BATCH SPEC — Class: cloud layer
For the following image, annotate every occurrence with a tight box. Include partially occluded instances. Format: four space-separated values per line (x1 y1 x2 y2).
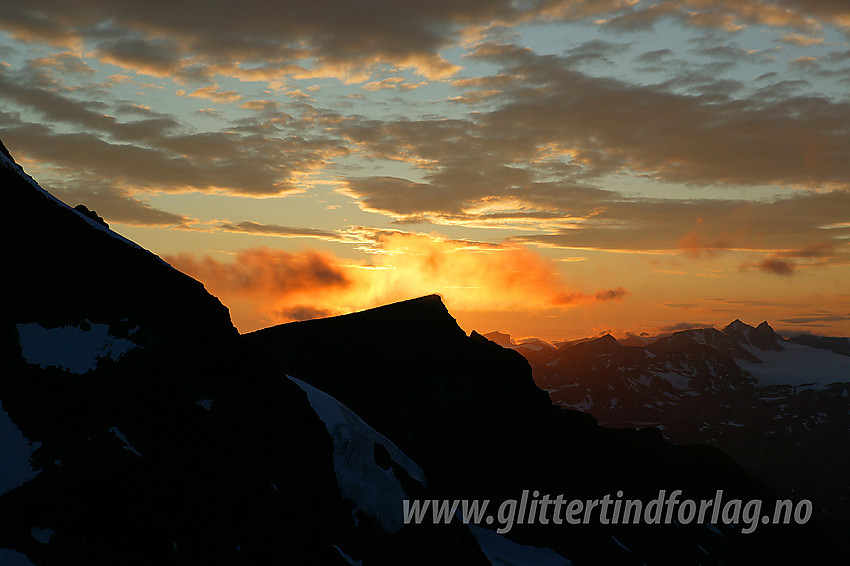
2 0 849 337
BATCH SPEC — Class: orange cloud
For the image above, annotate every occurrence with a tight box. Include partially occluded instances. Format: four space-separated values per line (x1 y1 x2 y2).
166 234 628 332
176 84 242 104
165 247 350 300
678 219 732 258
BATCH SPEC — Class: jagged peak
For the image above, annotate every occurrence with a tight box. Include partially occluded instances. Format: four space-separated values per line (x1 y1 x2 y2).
724 319 753 331
722 318 784 351
578 333 619 349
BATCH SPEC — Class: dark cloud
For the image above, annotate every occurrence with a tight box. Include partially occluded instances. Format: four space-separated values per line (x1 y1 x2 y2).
634 48 673 63
737 241 849 276
753 257 796 276
600 1 821 33
94 37 182 77
49 182 189 226
335 45 850 257
594 287 629 301
274 305 335 322
219 221 342 241
660 322 713 331
561 39 632 66
0 0 630 81
0 67 116 132
552 287 628 306
780 314 850 324
476 48 850 187
774 242 836 259
694 44 774 64
0 72 347 197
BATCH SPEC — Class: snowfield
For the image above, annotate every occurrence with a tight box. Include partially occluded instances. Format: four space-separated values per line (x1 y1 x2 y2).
0 401 41 496
288 376 425 533
738 342 850 388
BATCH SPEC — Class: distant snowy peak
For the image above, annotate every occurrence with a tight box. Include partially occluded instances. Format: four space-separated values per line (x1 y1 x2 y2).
722 320 784 352
651 327 762 363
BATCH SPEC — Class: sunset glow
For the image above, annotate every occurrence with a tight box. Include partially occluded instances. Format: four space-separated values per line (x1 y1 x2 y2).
2 1 849 340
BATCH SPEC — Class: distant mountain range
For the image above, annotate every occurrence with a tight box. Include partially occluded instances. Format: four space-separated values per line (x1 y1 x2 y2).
1 137 844 564
499 321 850 555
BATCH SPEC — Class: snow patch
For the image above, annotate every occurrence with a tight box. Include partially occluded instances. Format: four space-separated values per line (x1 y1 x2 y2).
0 400 41 495
467 524 571 566
655 372 691 391
16 322 138 375
30 527 55 545
109 427 143 458
333 545 363 565
0 548 37 566
689 331 707 345
288 376 425 533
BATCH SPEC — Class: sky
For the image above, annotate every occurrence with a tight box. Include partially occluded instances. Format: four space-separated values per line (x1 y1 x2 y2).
2 0 849 341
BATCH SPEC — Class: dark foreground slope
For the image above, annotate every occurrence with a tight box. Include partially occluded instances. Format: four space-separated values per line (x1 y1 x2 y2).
0 140 486 565
246 299 840 565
